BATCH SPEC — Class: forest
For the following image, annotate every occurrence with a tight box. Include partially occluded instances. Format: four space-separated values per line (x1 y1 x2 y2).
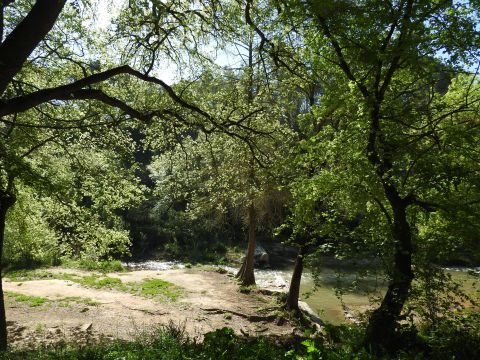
0 0 479 359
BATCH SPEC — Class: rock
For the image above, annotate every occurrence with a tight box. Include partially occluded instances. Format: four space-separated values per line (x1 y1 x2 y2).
254 244 270 268
80 323 92 332
298 301 325 327
292 327 303 337
241 244 270 267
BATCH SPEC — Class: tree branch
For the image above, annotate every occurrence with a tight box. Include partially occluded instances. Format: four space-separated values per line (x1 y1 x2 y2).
0 65 133 116
377 0 414 101
374 197 393 225
20 134 60 159
61 89 150 122
311 6 369 98
0 64 217 126
244 0 309 82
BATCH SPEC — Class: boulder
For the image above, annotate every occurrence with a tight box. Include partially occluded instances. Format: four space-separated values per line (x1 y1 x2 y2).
240 243 270 268
254 244 270 267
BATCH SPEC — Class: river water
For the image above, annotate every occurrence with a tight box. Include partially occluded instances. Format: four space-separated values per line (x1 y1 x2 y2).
125 260 479 324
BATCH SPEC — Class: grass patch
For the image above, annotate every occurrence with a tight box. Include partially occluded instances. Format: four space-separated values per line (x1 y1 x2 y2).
74 275 126 290
5 292 48 307
69 275 182 302
4 270 182 302
3 259 125 283
5 271 127 290
129 278 182 301
68 275 182 302
193 264 229 274
58 296 100 307
5 292 100 308
4 270 57 282
239 284 256 294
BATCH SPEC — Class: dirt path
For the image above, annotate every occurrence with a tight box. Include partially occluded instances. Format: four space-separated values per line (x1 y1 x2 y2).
3 268 298 349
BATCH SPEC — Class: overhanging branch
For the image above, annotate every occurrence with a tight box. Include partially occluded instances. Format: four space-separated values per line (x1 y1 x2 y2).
60 89 150 122
0 65 212 123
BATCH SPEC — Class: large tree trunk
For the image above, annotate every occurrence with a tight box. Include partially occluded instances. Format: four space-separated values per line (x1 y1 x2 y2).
236 204 256 286
365 194 414 352
0 0 66 95
284 248 304 311
0 191 16 351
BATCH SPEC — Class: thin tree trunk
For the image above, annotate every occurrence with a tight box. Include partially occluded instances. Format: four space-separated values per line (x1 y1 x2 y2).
365 195 413 352
284 248 304 311
237 36 256 287
0 191 16 351
236 204 256 286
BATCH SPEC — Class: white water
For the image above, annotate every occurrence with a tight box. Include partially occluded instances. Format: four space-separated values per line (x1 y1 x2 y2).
123 260 186 271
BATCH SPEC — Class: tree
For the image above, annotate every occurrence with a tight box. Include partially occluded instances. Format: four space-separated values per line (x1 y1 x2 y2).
241 0 480 351
148 65 295 285
258 0 480 352
0 0 225 349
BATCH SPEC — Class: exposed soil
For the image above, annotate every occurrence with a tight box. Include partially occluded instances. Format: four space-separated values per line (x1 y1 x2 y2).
3 267 302 350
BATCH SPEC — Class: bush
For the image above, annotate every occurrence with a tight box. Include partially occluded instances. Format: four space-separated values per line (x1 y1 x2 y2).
420 310 480 360
4 188 59 269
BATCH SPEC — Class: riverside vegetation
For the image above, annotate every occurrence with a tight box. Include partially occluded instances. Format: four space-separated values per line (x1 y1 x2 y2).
1 0 480 358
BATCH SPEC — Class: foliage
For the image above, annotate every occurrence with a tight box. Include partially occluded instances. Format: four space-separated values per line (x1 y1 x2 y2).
1 0 480 355
420 310 480 360
146 66 296 259
269 0 480 346
2 321 477 360
406 265 477 326
3 186 59 268
0 325 284 360
284 320 480 360
3 132 146 267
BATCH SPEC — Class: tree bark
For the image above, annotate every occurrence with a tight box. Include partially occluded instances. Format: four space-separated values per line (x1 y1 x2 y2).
284 249 304 311
365 192 414 352
236 204 256 286
0 190 16 351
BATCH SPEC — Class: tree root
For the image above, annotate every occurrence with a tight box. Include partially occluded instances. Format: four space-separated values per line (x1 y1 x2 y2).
122 306 168 316
201 307 277 322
